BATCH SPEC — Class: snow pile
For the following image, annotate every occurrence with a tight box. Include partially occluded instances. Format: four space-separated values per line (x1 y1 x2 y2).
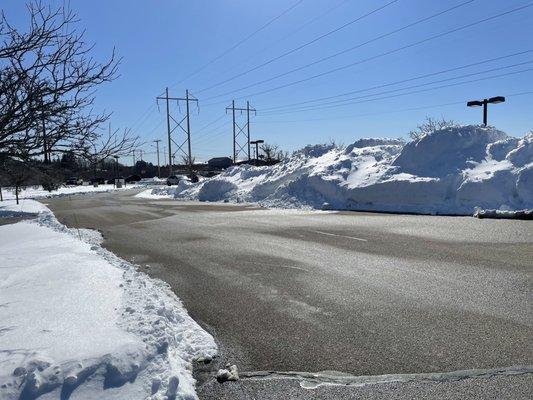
139 125 533 215
139 177 167 186
0 200 216 399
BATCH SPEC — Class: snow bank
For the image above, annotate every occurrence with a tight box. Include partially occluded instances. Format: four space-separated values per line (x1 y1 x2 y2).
0 200 216 399
1 178 165 202
1 184 129 201
140 125 532 215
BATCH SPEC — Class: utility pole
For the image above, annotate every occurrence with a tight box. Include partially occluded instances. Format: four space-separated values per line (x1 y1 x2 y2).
231 100 236 162
113 155 119 188
140 149 143 162
246 101 252 160
132 149 136 166
157 88 198 176
467 96 505 126
185 90 192 166
153 139 161 178
226 100 256 163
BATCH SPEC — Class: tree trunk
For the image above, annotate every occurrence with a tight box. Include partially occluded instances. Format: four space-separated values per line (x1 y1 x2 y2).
15 184 19 205
0 186 3 202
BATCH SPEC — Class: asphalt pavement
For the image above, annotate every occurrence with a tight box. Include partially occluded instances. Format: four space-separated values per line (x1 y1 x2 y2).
44 190 533 399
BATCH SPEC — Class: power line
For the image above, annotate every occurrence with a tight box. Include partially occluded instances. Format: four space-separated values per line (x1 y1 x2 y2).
194 120 232 142
193 90 533 159
194 0 352 97
200 0 472 97
195 114 226 134
260 50 533 112
261 68 533 116
194 122 233 145
168 0 305 88
256 0 352 55
203 0 476 103
197 0 402 94
202 2 533 105
260 60 533 115
252 90 533 124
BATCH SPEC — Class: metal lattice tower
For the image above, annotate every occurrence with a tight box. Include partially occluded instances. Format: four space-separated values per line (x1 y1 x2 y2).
157 88 198 175
226 100 256 162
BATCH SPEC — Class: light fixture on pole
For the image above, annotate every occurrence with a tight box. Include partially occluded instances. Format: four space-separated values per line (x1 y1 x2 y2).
467 96 505 126
250 139 264 166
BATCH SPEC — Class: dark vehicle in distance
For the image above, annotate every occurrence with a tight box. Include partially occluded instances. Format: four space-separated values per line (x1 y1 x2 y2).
166 175 182 186
65 177 80 185
106 177 124 184
90 177 106 185
125 174 141 183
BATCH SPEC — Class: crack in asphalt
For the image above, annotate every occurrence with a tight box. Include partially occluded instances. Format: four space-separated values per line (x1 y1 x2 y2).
239 365 533 389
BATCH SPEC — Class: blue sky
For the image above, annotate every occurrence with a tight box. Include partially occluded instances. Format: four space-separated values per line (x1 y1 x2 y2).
3 0 533 164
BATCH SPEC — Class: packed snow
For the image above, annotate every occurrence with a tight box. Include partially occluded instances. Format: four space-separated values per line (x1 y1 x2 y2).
139 126 533 215
0 200 216 400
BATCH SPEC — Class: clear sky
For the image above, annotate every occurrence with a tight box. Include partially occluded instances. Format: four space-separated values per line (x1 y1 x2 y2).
3 0 533 164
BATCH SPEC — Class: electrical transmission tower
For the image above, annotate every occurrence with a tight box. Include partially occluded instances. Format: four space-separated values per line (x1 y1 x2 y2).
156 87 198 176
226 100 256 162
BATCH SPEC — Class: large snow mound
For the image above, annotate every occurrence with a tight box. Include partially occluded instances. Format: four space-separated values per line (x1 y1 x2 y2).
140 125 533 215
0 200 216 399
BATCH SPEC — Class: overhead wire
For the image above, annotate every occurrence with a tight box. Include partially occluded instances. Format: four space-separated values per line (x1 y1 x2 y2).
201 2 533 105
260 60 533 115
260 68 533 116
197 0 352 92
197 0 402 94
253 90 533 124
168 0 306 89
260 50 533 112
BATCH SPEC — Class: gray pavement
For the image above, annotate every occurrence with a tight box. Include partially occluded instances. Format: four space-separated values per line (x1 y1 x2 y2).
43 190 533 398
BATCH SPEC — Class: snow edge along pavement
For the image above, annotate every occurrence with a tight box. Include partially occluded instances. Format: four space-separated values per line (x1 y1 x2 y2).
0 201 217 400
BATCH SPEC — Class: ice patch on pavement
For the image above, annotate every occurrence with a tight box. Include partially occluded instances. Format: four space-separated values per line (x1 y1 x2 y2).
140 125 533 215
0 199 216 399
238 365 533 389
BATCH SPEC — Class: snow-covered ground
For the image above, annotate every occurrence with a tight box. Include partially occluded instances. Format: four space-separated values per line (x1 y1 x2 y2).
139 126 533 215
0 200 216 400
1 178 166 202
2 184 126 201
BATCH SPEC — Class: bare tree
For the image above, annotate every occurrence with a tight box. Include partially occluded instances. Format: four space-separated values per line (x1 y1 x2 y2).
260 143 280 161
75 127 140 177
0 1 121 161
1 159 35 204
180 154 198 182
408 117 457 141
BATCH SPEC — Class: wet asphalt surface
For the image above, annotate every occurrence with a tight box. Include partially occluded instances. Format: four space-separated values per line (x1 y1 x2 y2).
43 190 533 399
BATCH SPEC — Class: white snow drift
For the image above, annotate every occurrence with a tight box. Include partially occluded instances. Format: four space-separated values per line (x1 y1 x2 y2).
140 125 533 215
0 200 216 400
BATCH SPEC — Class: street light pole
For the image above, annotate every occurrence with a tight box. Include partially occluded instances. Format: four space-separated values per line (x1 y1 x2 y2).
467 96 505 126
250 139 264 166
113 155 119 188
153 139 161 178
